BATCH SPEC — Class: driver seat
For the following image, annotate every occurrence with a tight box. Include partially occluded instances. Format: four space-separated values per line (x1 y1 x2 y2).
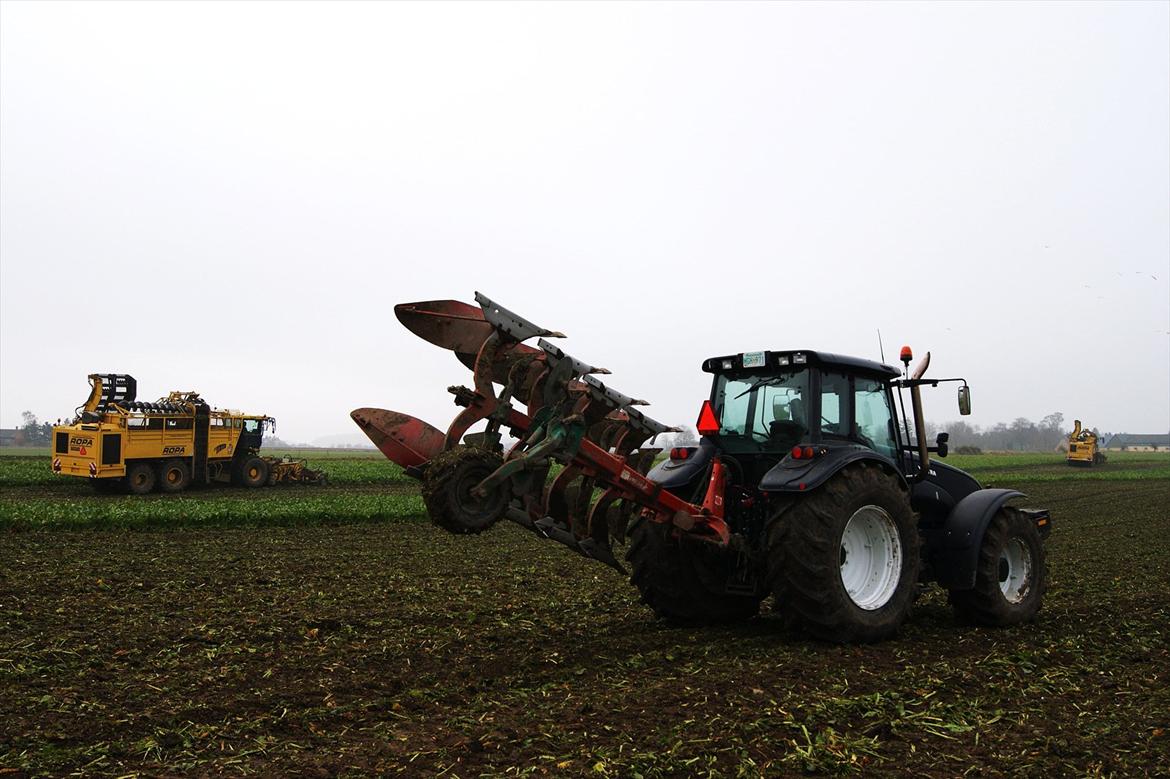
769 396 805 445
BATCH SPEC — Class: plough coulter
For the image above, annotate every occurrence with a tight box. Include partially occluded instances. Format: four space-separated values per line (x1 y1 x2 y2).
354 292 1053 643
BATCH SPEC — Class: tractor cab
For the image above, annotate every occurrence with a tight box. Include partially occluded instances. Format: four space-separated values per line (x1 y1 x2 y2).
702 350 900 453
653 351 907 508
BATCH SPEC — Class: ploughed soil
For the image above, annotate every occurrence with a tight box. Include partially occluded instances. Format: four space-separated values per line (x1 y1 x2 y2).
1 478 1167 776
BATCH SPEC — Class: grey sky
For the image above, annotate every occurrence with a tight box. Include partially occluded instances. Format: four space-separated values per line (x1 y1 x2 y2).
2 1 1167 444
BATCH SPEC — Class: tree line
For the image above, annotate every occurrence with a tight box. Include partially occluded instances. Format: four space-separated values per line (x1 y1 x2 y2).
656 411 1097 454
924 412 1095 453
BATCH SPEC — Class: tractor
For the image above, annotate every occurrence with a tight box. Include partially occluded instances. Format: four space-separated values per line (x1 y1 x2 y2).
354 293 1050 643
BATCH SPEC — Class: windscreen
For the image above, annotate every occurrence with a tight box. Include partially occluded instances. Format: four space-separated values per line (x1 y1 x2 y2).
712 370 811 452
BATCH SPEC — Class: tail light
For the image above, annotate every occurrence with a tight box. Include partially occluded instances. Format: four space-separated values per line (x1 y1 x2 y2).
669 447 690 461
790 445 822 460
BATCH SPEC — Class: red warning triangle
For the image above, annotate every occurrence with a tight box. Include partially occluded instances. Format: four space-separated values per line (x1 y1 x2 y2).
696 400 720 435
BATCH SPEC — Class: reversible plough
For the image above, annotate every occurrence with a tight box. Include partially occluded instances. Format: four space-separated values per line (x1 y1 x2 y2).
352 292 729 572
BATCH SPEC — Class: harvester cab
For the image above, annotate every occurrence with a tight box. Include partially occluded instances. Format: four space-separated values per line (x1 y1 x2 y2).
355 293 1052 643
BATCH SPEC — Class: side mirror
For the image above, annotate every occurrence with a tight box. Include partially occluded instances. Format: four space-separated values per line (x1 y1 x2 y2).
958 385 972 416
936 432 949 458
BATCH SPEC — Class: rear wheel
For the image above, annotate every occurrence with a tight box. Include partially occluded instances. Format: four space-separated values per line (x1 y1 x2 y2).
949 507 1046 626
421 447 511 534
158 459 191 493
768 463 919 643
126 462 156 495
237 456 270 488
627 517 762 624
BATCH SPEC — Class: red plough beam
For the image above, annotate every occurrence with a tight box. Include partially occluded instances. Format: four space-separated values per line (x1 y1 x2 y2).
352 292 730 572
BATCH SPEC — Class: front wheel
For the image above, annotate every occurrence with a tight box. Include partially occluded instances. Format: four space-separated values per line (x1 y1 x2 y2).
949 507 1046 626
236 456 270 488
768 463 920 643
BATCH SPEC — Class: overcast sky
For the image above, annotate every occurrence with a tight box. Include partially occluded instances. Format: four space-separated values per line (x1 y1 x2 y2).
2 1 1167 445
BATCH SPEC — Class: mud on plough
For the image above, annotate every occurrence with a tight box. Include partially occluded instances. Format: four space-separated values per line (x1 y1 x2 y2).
352 292 730 573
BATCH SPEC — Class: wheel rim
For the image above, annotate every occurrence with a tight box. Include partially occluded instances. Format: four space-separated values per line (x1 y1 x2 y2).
998 538 1032 603
168 469 180 484
839 505 903 610
451 463 506 523
249 467 259 479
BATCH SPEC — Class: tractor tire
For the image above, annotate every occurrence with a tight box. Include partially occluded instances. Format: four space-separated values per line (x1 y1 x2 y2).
126 462 156 495
767 463 920 643
237 456 270 489
159 459 191 493
421 447 511 534
949 507 1047 627
626 517 762 624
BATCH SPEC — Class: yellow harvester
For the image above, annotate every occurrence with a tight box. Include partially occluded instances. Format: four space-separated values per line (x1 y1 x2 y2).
51 374 323 493
1066 419 1105 467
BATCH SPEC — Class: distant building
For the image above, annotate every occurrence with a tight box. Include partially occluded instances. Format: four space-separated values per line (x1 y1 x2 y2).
1103 433 1170 452
0 428 26 447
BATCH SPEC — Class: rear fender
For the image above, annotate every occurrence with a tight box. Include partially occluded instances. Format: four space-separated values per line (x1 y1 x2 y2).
646 438 716 491
758 446 906 494
929 488 1023 589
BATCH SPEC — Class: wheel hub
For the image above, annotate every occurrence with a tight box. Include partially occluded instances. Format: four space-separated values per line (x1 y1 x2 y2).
839 505 902 611
998 537 1032 603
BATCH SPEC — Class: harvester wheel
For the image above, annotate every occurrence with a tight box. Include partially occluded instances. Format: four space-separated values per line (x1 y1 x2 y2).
626 517 762 624
949 507 1046 627
767 463 919 643
126 462 156 495
422 447 511 534
159 459 191 493
237 456 270 489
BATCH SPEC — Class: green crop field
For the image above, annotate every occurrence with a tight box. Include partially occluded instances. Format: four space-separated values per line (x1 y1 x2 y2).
1 452 1167 776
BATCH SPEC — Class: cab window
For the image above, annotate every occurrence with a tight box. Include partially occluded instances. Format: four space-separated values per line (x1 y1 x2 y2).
819 372 850 438
712 370 810 452
855 378 897 457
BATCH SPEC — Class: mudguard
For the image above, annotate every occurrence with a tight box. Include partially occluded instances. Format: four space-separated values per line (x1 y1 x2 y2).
929 488 1024 589
758 445 906 493
646 438 716 491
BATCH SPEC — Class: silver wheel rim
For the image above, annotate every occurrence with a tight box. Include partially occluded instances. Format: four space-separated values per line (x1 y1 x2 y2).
999 538 1032 603
839 505 902 610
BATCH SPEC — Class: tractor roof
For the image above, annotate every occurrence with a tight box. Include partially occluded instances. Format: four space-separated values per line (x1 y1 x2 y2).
701 350 900 379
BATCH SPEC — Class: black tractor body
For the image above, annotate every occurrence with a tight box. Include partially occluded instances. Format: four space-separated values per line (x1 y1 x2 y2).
640 348 1051 641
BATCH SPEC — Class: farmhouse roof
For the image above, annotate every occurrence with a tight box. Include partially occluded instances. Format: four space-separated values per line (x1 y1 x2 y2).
1104 433 1170 448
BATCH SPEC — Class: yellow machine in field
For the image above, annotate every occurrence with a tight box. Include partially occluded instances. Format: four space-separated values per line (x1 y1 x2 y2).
51 374 324 493
1067 419 1105 467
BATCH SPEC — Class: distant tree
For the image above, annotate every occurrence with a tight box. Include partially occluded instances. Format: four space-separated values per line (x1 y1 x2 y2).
1039 412 1064 434
20 411 51 445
